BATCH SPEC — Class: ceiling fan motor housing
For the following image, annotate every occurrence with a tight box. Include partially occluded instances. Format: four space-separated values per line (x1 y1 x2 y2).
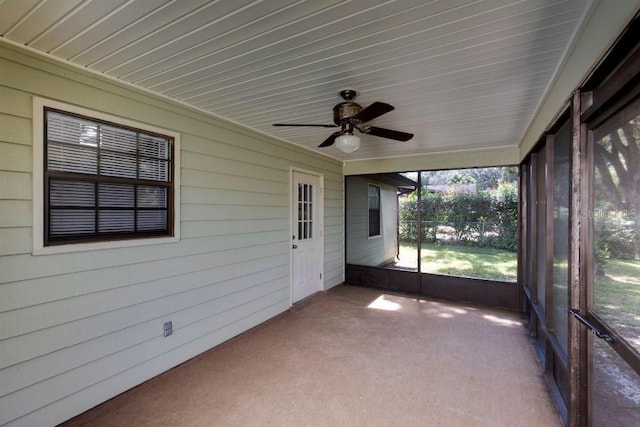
333 101 362 125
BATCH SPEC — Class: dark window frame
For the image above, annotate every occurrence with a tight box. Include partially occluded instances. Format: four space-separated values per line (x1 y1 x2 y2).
520 109 574 421
519 14 640 426
43 107 175 246
368 183 381 237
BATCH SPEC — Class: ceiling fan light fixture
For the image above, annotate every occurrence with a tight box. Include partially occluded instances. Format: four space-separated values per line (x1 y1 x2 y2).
335 133 360 153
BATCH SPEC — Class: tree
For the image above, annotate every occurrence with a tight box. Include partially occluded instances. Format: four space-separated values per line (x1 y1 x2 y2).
448 173 476 185
593 118 640 260
593 120 640 212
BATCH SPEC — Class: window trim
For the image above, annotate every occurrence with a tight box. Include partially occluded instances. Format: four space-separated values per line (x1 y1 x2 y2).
368 183 381 238
32 97 181 255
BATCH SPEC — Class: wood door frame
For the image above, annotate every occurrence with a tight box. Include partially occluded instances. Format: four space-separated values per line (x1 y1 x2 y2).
289 166 325 305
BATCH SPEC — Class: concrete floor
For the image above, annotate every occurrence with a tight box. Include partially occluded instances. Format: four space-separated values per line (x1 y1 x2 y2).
61 285 561 426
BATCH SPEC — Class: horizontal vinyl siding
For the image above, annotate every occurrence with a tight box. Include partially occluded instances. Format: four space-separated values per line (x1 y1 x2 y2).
0 92 34 260
345 177 396 267
0 171 31 200
0 113 30 140
0 142 31 172
0 42 343 426
323 175 344 288
380 186 398 262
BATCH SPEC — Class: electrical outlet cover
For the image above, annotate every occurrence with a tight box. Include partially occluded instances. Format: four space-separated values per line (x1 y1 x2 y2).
163 321 173 337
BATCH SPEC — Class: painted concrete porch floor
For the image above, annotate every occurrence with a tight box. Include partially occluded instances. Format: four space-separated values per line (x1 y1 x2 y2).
61 285 561 426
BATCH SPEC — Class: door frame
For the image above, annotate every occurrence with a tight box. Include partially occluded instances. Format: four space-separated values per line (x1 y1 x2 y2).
289 166 325 305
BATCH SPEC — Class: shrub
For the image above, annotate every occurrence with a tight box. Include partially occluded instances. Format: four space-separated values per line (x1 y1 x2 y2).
489 182 518 251
594 213 640 260
398 181 518 251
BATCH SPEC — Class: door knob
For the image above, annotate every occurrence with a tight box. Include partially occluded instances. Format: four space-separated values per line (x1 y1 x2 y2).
292 244 298 249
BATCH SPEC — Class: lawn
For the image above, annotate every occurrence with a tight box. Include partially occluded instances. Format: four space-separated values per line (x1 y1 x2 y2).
398 242 517 282
551 259 640 351
595 259 640 351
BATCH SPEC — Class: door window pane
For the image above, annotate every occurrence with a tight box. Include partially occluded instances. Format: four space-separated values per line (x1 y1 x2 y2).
297 183 313 240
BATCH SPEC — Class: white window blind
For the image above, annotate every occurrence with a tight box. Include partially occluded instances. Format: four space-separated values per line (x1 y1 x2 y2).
45 109 173 245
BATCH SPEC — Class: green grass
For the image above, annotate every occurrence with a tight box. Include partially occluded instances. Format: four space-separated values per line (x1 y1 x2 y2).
595 259 640 350
533 259 639 351
395 244 639 348
399 242 517 282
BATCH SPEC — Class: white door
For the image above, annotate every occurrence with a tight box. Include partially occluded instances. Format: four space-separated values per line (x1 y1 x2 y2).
292 171 323 303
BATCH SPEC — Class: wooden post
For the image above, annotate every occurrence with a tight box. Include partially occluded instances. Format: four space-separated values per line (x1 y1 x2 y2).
568 90 587 427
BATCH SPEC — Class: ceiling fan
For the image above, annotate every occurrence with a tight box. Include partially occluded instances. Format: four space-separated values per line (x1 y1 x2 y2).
273 89 413 153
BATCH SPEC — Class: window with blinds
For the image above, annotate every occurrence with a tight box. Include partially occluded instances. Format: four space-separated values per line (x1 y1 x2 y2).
368 184 381 237
44 108 174 245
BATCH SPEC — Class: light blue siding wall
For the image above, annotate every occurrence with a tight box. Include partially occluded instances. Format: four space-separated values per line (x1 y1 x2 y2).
0 42 343 426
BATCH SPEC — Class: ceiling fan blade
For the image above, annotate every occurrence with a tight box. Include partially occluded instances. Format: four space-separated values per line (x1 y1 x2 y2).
319 131 341 147
365 126 414 141
351 102 394 123
273 123 337 128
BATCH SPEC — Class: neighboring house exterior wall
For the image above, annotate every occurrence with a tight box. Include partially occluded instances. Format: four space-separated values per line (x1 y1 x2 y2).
0 43 343 426
346 176 397 267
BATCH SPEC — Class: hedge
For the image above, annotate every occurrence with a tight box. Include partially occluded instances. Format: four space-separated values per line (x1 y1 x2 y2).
399 183 518 251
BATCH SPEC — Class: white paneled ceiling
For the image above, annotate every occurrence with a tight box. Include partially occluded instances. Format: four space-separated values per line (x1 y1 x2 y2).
0 0 592 161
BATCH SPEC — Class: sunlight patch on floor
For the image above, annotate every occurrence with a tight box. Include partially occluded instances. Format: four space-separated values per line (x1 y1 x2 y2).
367 293 496 323
367 295 402 311
424 302 469 316
483 314 521 327
437 312 454 318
